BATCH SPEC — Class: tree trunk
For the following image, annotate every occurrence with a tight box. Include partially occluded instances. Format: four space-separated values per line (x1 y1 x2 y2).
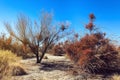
36 52 40 63
39 52 45 63
39 48 47 63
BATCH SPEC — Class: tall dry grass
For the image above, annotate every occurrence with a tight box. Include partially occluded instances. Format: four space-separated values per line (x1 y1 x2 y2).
0 50 26 80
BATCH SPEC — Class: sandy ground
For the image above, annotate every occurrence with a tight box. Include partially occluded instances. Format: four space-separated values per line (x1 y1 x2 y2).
11 54 109 80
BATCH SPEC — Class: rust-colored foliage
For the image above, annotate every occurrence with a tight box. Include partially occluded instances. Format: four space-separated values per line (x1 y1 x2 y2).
65 14 118 72
86 13 96 32
0 34 32 59
66 32 118 72
86 22 94 31
51 43 65 56
89 13 95 20
6 36 12 45
0 34 12 50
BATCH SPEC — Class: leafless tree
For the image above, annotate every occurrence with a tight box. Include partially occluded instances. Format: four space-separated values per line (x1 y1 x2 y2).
4 12 69 63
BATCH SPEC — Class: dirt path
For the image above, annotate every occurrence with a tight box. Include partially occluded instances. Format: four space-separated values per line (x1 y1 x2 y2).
11 54 108 80
11 54 80 80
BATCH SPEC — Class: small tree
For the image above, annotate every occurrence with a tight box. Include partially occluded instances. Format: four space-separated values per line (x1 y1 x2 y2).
4 12 68 63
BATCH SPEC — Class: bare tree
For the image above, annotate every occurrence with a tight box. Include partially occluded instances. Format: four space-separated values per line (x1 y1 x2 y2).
4 12 68 63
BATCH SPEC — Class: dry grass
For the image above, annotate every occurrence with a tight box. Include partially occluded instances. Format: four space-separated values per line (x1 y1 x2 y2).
0 50 26 80
112 74 120 80
11 63 27 76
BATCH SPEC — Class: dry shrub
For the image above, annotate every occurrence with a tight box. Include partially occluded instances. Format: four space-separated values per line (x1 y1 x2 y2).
0 50 26 80
0 34 12 50
66 14 118 73
0 34 34 59
12 42 34 59
66 32 118 73
51 43 65 56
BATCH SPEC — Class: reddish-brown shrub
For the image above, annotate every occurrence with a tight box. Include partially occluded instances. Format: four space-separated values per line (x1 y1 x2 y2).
66 33 118 72
65 14 118 73
0 34 12 50
51 43 65 56
0 34 33 59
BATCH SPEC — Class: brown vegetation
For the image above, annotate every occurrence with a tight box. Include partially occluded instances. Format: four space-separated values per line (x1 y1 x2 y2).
51 43 65 56
65 14 119 73
0 34 33 58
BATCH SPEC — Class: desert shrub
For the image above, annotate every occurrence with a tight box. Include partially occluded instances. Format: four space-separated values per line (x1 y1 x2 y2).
65 14 118 73
0 50 26 80
0 34 34 58
12 42 34 59
0 34 12 50
66 32 118 73
51 43 65 56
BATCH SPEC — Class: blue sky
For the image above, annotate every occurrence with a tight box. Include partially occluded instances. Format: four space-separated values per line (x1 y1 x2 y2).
0 0 120 43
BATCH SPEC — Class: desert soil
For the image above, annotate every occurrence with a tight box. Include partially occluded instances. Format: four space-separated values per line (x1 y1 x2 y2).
11 54 109 80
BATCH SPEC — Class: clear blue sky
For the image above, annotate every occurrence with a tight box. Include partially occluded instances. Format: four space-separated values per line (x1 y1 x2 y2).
0 0 120 43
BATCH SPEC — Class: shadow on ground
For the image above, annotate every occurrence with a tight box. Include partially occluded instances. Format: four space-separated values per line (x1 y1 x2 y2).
93 68 120 78
39 58 120 79
39 61 73 71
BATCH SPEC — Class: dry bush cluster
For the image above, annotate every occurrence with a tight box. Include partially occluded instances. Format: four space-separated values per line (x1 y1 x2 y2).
0 50 26 80
66 32 118 72
50 43 66 56
65 14 119 73
0 34 34 58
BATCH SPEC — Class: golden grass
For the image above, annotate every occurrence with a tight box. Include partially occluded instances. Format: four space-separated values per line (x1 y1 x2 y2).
0 50 26 80
112 74 120 80
11 63 27 76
